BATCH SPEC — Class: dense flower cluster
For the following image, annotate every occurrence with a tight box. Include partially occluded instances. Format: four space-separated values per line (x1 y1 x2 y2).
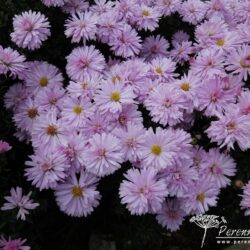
1 0 250 244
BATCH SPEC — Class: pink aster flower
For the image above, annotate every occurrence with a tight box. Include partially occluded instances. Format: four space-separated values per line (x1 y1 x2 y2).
236 23 250 44
14 98 42 133
235 0 250 24
34 85 65 113
200 148 236 188
24 61 63 93
156 0 181 16
172 30 190 46
62 0 89 14
139 127 179 170
90 0 115 15
169 128 193 162
31 111 66 153
1 187 39 220
119 168 168 215
114 0 138 21
57 133 87 171
0 236 30 250
81 110 112 138
225 45 250 81
116 58 149 86
206 105 250 151
170 41 194 65
83 133 123 177
113 122 146 162
0 46 26 78
41 0 65 7
149 57 178 82
134 5 161 31
95 81 136 114
144 84 188 126
97 12 124 44
140 35 169 61
238 90 250 115
240 181 250 216
119 169 168 215
109 104 143 129
25 150 70 190
66 73 102 100
66 46 106 81
108 24 142 58
184 176 220 214
54 170 101 217
60 96 94 128
196 78 235 117
135 78 159 103
65 11 99 43
159 159 198 197
4 83 28 111
179 0 207 25
191 146 207 172
156 198 186 232
11 11 50 50
191 48 226 79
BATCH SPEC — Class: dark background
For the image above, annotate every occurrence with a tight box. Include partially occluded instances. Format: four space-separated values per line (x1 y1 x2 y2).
0 1 250 249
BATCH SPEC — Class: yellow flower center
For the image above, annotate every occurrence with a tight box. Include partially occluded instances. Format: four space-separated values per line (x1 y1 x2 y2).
151 144 162 156
46 125 58 136
155 67 163 74
110 92 121 102
72 186 83 197
73 105 82 114
39 77 49 87
180 82 191 91
142 10 150 16
27 108 38 119
216 39 225 46
196 192 205 202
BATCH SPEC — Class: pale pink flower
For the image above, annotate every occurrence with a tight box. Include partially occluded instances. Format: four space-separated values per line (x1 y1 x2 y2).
1 187 39 220
65 11 99 43
119 168 168 215
113 122 146 162
225 45 250 81
140 35 169 61
108 24 142 58
54 170 101 217
11 11 51 50
83 133 123 177
62 0 89 14
156 199 186 232
200 148 236 188
0 46 26 78
25 150 70 190
66 46 106 81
